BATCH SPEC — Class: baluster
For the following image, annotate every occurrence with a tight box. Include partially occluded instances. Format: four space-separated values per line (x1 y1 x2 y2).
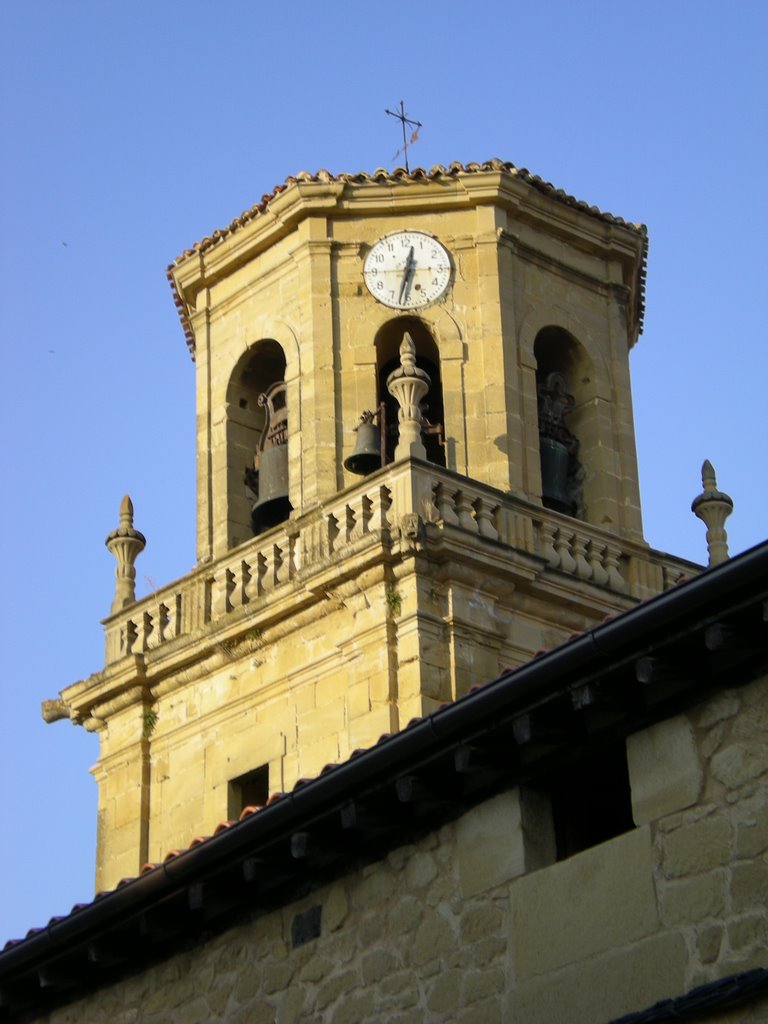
230 560 252 610
139 610 155 651
273 544 287 587
586 541 609 587
229 565 243 611
434 483 459 526
474 498 499 540
368 485 392 534
571 532 592 580
554 528 577 574
540 522 559 569
348 496 366 542
301 519 323 565
604 544 626 592
286 525 300 579
256 550 269 594
122 619 138 657
214 568 234 617
157 602 171 644
455 491 477 532
343 505 356 545
327 513 339 556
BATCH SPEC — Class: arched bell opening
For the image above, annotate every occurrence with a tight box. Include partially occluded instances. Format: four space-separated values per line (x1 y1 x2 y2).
225 340 291 547
375 317 446 467
534 327 591 519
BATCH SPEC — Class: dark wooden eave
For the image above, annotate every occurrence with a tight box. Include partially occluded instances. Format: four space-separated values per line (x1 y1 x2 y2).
1 542 766 1022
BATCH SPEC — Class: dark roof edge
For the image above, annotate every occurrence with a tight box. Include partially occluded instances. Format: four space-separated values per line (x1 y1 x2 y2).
2 541 767 985
606 967 768 1023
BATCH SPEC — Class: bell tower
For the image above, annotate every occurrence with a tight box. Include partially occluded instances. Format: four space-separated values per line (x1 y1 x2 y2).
54 162 695 891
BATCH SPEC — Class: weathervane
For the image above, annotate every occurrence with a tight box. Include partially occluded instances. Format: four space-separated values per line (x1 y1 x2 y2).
385 101 422 173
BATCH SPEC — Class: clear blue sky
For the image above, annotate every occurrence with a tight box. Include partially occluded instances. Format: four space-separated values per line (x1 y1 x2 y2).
1 1 765 943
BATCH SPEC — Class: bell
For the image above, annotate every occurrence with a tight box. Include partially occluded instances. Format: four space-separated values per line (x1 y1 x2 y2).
344 418 382 476
540 437 573 515
251 380 291 535
251 443 291 534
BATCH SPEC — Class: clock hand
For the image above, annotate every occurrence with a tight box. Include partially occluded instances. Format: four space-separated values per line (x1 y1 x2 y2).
399 246 415 304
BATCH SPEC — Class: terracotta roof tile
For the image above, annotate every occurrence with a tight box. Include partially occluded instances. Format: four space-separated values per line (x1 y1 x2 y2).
166 160 648 357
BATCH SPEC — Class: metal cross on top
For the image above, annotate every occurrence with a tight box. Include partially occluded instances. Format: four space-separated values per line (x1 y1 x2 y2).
385 101 422 173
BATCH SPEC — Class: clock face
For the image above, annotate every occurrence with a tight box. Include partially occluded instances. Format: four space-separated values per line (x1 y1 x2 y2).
363 231 451 310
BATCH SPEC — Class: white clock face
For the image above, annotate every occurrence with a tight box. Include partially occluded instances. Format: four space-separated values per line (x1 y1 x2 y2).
363 231 451 310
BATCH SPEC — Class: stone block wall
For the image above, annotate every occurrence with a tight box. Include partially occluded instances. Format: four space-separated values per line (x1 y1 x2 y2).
39 673 768 1024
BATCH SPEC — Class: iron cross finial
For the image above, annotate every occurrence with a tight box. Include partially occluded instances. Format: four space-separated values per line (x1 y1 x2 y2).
385 101 422 173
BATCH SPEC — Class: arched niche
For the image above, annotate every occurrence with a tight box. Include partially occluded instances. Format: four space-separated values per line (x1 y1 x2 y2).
533 327 595 519
225 339 290 548
374 317 446 467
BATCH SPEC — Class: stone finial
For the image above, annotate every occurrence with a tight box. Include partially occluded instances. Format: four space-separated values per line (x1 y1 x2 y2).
385 332 431 460
105 495 146 613
691 460 733 566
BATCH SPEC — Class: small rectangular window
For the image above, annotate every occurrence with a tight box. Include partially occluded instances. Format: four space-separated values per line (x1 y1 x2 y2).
227 764 269 820
537 741 635 860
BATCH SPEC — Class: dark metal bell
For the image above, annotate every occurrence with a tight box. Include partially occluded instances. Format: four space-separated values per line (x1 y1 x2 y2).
540 437 573 515
344 420 382 476
251 380 291 535
251 443 291 534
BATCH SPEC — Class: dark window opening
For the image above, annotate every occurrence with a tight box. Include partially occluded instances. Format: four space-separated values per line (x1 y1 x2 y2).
539 741 634 860
291 905 322 948
375 318 446 468
226 340 290 548
534 328 586 518
227 764 269 820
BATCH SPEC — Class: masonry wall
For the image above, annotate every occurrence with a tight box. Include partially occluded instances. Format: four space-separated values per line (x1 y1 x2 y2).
38 672 768 1024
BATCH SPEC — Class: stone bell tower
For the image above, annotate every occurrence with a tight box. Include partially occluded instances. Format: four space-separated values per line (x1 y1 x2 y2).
51 161 697 891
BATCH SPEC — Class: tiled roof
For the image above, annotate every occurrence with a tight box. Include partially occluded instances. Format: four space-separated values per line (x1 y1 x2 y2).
166 160 649 358
2 541 765 1020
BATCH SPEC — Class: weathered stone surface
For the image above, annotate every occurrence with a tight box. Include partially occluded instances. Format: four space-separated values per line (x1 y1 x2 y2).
460 904 505 945
411 910 456 966
324 882 349 932
736 818 768 858
456 789 526 898
662 815 732 878
697 925 723 964
426 968 462 1013
404 850 438 889
510 826 659 979
659 871 727 925
728 914 768 952
510 931 688 1024
361 947 400 985
711 742 768 790
696 692 740 729
731 860 768 912
627 716 703 824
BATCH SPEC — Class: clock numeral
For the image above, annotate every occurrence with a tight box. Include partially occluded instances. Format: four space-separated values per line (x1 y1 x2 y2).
376 281 383 290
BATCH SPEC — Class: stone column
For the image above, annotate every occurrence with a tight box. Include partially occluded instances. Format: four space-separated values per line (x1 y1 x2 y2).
386 332 431 461
691 460 733 566
105 495 146 613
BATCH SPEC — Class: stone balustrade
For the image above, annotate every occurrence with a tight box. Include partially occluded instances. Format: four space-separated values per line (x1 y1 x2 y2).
103 461 697 666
